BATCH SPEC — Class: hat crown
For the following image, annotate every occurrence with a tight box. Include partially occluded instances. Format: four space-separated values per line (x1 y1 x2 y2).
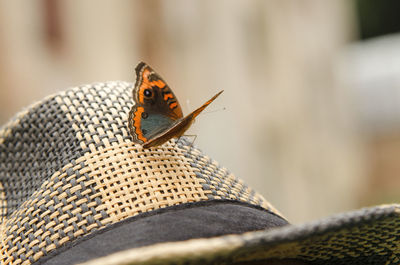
0 82 279 264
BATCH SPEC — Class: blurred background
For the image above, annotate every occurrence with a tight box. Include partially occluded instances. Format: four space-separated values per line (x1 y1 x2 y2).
1 0 400 223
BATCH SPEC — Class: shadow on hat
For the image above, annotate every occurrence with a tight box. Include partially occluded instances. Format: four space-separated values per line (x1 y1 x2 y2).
1 81 399 265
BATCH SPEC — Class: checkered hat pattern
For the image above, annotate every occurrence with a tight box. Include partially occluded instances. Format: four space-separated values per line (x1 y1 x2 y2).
0 82 278 264
1 81 400 265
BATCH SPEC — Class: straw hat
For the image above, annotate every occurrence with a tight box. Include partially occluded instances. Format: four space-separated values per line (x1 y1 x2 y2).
1 81 399 265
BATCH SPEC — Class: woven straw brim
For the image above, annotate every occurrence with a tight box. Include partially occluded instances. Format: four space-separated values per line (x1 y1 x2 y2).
81 204 400 265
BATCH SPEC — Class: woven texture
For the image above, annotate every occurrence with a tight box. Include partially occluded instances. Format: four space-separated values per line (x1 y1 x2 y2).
81 204 400 265
0 82 278 264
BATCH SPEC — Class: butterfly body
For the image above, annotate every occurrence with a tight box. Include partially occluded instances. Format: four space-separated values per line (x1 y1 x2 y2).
128 62 222 148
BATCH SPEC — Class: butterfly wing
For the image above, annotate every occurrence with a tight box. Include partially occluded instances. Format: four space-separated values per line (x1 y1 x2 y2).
133 62 183 119
129 62 184 145
129 105 178 144
142 90 224 148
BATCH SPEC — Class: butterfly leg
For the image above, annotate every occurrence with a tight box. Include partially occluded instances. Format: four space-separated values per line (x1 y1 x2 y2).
183 135 197 148
172 136 182 149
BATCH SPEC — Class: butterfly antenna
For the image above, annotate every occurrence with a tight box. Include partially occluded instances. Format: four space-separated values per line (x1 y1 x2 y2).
189 90 224 119
201 107 226 115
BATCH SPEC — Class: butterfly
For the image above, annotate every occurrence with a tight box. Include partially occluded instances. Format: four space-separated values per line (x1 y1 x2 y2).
128 62 223 148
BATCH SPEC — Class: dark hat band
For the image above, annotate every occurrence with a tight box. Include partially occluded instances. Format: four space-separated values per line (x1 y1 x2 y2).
39 200 288 265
